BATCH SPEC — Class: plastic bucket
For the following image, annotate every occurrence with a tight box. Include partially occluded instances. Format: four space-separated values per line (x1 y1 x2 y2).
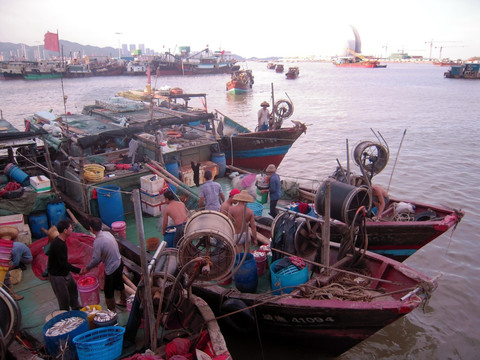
47 200 67 228
93 311 118 328
211 152 226 177
247 201 264 216
270 259 309 295
252 250 267 276
43 310 89 360
77 276 100 308
256 188 268 204
81 305 102 329
233 253 258 293
97 185 124 227
5 163 30 186
164 227 176 248
29 212 48 239
111 221 126 238
314 180 370 224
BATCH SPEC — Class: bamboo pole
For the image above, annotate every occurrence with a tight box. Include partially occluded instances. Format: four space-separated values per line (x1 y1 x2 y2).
132 189 156 351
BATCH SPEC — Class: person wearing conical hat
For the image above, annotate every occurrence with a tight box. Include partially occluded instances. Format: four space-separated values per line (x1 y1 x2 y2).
261 164 282 218
258 101 270 131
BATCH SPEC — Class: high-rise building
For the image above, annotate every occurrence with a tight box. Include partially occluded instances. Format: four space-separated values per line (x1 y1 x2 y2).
138 44 145 54
122 44 128 56
129 44 135 54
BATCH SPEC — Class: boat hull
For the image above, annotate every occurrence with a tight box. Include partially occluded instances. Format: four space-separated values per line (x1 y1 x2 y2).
218 126 305 171
192 243 434 356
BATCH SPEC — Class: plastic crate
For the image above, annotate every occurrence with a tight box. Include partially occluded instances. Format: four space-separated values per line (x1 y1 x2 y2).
73 326 125 360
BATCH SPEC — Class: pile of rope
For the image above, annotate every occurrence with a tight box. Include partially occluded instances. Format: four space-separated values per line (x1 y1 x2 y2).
293 268 379 302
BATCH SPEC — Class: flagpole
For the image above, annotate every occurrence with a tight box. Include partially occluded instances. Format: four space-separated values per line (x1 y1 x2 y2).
57 30 70 138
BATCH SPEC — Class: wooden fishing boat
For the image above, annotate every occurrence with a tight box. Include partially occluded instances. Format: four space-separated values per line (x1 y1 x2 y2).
267 62 276 70
444 63 480 79
285 67 299 79
189 208 438 356
275 64 284 73
226 69 254 94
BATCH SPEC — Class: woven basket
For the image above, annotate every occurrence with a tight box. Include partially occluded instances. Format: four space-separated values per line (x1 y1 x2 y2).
84 164 105 182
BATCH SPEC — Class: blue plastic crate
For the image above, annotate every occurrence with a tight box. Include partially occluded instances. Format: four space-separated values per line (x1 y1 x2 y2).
247 201 264 216
73 326 125 360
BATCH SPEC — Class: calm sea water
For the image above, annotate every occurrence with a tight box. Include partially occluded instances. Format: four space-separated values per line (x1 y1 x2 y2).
1 62 479 360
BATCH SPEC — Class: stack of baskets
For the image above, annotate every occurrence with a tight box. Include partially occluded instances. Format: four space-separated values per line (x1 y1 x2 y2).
73 326 125 360
83 164 105 182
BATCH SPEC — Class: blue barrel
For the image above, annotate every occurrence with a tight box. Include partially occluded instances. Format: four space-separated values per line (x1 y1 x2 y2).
165 161 179 179
97 185 124 227
29 212 48 239
43 310 89 360
5 163 30 186
270 259 309 295
211 153 226 177
47 200 67 228
233 253 258 293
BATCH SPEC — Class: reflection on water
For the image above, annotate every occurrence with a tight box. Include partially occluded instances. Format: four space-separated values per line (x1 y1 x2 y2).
1 62 479 359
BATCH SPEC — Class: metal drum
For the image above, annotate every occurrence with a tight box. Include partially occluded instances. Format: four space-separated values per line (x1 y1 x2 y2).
177 211 236 281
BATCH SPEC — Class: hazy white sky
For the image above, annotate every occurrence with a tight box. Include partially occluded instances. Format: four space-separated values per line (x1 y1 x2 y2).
1 0 479 59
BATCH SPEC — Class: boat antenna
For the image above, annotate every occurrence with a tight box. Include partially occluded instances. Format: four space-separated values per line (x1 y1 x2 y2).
387 129 407 192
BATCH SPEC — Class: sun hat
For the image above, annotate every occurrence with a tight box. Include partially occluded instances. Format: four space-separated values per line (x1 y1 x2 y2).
229 188 241 198
232 190 255 203
261 101 270 107
265 164 276 173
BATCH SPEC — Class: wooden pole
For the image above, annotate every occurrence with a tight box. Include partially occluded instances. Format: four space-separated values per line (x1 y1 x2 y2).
132 189 156 351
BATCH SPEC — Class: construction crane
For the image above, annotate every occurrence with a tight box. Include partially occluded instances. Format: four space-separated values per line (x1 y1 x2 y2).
425 40 460 59
434 45 464 59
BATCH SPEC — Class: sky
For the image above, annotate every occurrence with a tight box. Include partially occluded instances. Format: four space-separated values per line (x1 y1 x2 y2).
1 0 480 60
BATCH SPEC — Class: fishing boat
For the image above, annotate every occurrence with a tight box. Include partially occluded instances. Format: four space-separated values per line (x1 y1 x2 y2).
153 48 239 76
226 69 254 94
267 62 276 69
65 63 93 78
444 63 480 79
275 64 284 73
285 67 299 79
23 60 66 80
0 60 34 80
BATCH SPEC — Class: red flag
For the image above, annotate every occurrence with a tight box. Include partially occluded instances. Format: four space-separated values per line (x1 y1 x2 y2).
44 31 59 52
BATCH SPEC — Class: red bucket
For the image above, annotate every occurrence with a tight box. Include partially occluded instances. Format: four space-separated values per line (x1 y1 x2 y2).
252 250 267 276
111 221 126 238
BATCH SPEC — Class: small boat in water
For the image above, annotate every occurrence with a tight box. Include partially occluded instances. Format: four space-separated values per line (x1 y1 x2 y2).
275 64 284 73
285 67 299 79
226 69 254 94
267 62 276 69
444 63 480 79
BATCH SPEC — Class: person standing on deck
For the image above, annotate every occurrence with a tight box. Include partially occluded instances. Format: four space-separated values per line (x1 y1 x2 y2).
226 190 258 253
258 101 270 131
162 190 189 247
261 164 282 218
81 217 126 311
198 170 225 212
47 219 81 311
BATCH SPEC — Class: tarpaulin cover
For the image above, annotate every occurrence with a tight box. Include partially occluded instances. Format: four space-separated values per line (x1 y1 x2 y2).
30 232 105 289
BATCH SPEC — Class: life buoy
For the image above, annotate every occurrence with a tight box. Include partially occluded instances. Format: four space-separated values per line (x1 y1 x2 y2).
219 299 255 333
414 210 437 221
167 131 181 138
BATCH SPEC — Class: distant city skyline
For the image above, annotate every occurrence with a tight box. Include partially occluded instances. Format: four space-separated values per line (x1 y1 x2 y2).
1 0 479 60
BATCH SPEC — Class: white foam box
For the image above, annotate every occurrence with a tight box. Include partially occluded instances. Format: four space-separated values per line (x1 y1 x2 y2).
0 214 24 231
141 200 163 217
140 189 164 206
17 224 32 245
140 174 165 194
30 175 51 193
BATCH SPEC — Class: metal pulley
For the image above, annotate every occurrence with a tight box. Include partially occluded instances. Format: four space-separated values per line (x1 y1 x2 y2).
353 141 389 175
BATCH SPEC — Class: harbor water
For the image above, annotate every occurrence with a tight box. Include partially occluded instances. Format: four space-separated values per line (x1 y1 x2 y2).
1 61 479 359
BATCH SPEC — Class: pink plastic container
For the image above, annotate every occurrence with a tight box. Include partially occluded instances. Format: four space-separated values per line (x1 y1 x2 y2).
77 276 100 308
111 221 127 238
